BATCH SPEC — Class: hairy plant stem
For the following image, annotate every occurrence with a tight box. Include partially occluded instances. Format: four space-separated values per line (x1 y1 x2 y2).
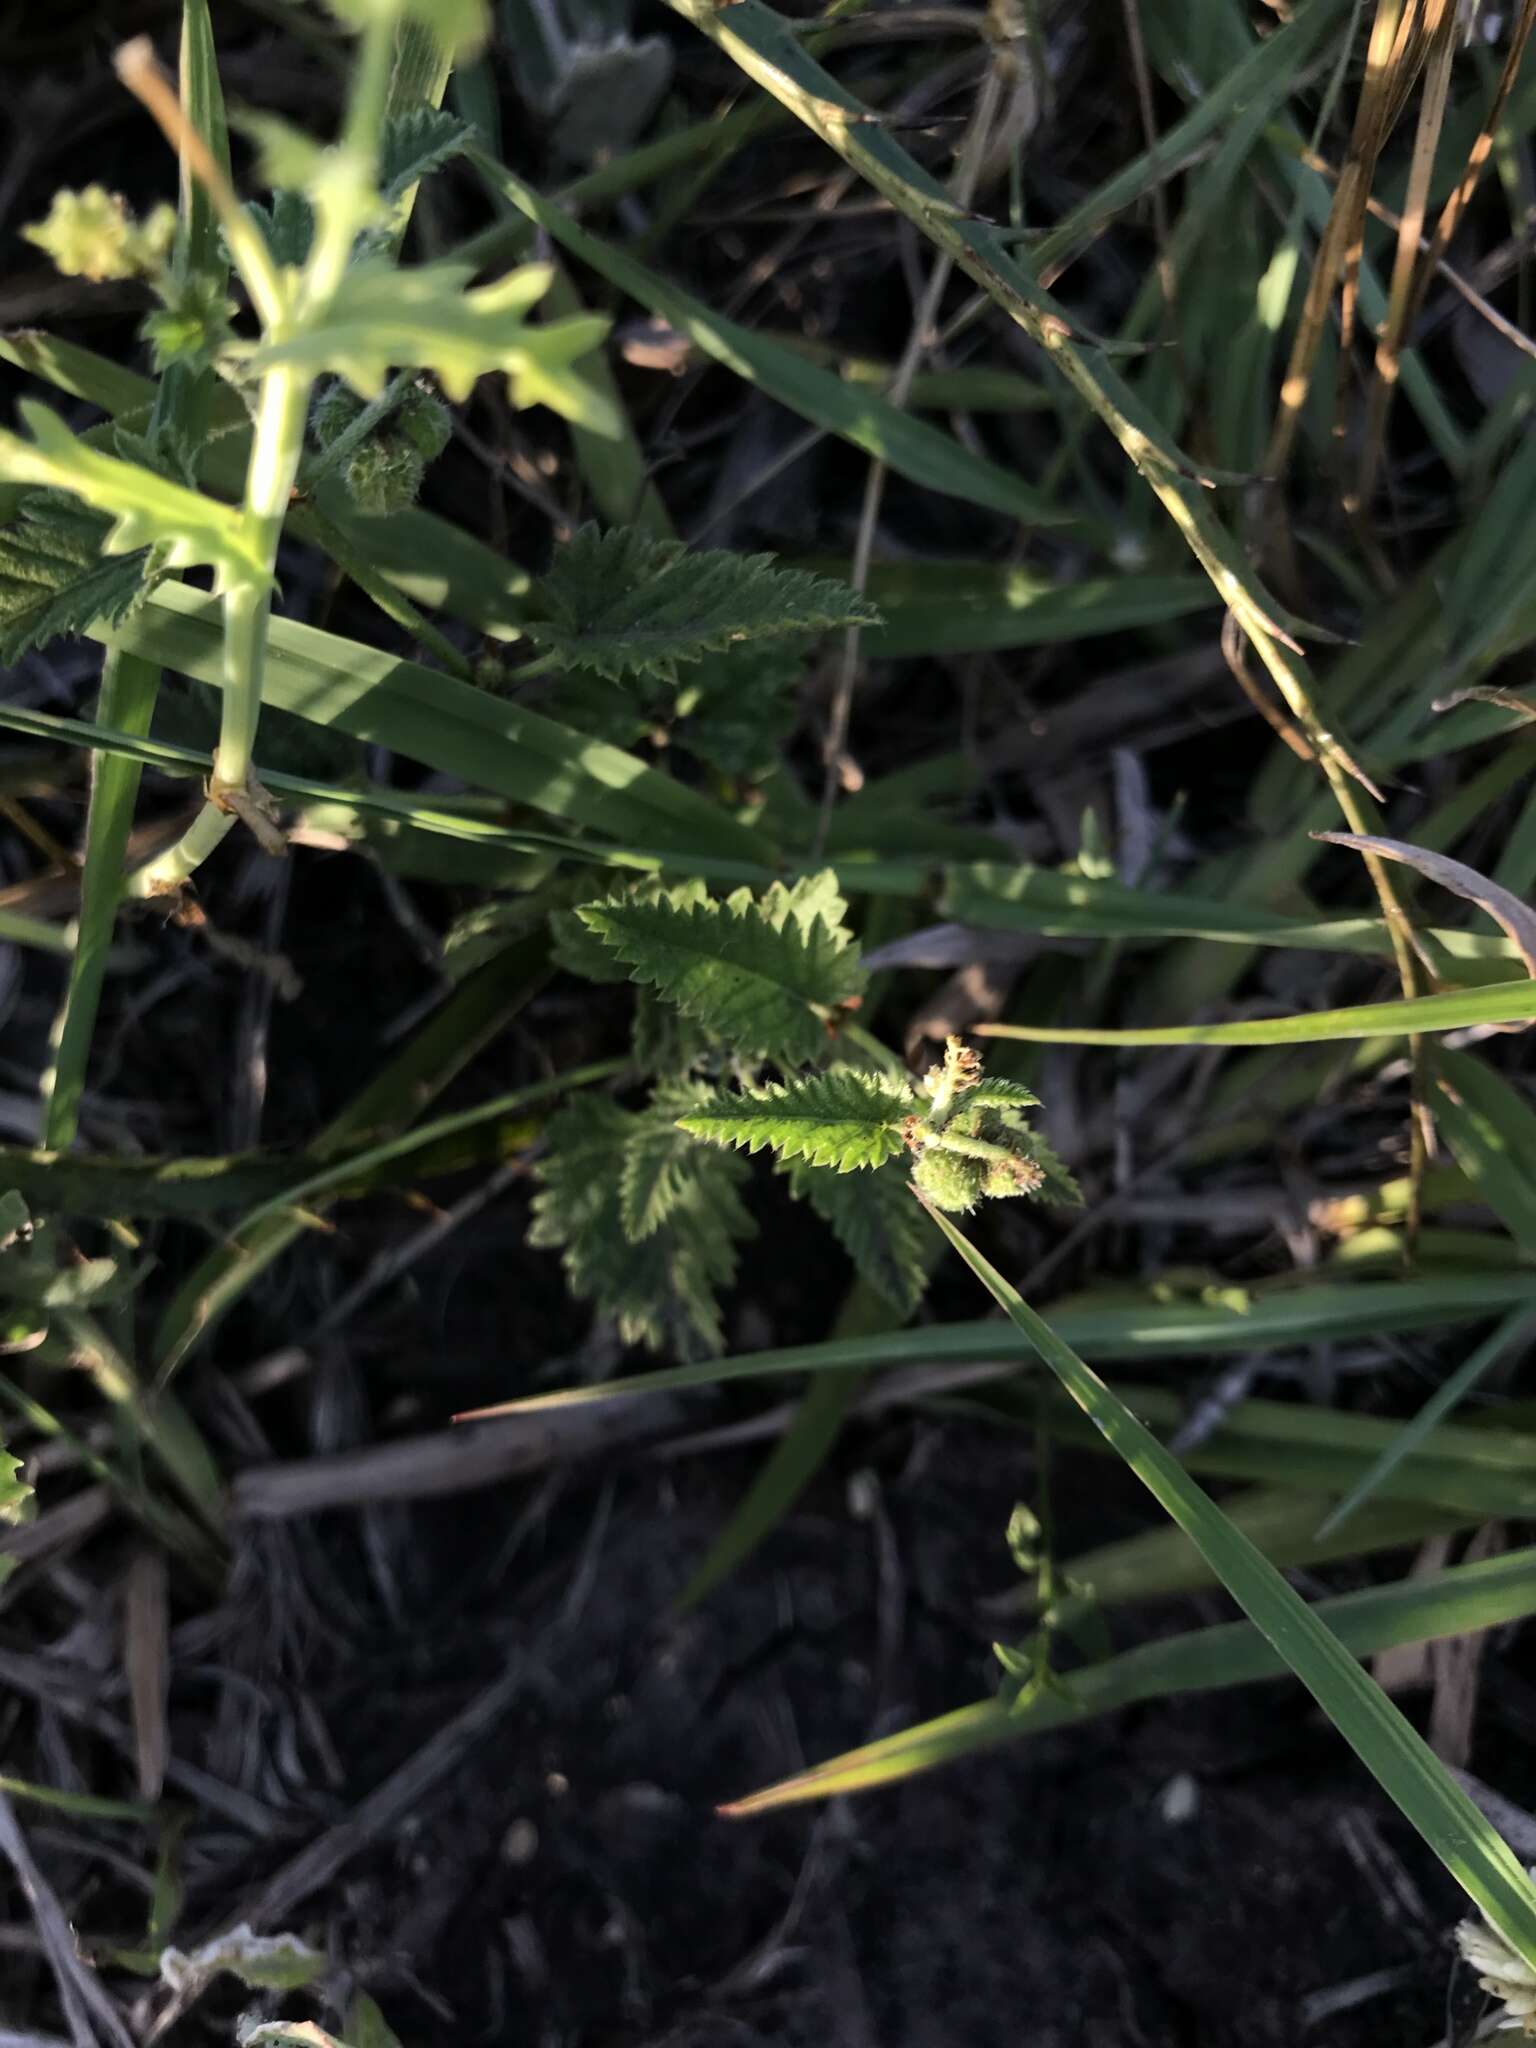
129 13 394 899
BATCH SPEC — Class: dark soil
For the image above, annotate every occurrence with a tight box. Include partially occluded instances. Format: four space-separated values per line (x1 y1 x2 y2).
144 1419 1488 2048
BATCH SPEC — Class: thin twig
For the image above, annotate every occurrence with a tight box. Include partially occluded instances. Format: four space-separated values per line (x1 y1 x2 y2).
812 61 1004 857
0 1792 135 2048
1119 0 1181 344
146 1662 529 2040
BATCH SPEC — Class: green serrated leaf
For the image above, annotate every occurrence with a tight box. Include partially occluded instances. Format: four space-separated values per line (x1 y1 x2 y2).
680 1067 915 1172
0 1418 31 1586
551 875 710 985
0 493 157 663
620 1092 716 1239
549 904 635 984
141 270 237 372
965 1078 1042 1112
246 189 315 266
238 258 617 431
531 1094 754 1357
0 403 266 593
754 867 851 939
528 523 879 686
1011 1125 1082 1207
578 885 865 1065
380 106 473 201
674 638 802 779
632 986 712 1075
784 1157 928 1315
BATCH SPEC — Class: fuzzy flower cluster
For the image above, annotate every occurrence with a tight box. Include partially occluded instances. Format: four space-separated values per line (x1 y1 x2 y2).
23 187 175 282
904 1036 1047 1215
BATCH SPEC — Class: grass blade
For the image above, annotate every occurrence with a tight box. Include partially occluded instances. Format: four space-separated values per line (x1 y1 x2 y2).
856 563 1217 656
176 0 231 282
721 1540 1536 1812
473 154 1070 528
677 1371 863 1612
921 1198 1536 1957
976 979 1536 1046
0 910 71 957
1053 1487 1473 1612
942 861 1520 979
1434 1049 1536 1251
153 938 551 1373
1025 1377 1536 1519
674 1272 917 1610
1030 0 1354 277
1316 1309 1536 1540
461 1269 1536 1414
41 650 160 1149
99 583 769 864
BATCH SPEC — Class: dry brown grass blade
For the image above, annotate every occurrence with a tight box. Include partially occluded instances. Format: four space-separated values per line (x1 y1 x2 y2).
1434 685 1536 723
1355 0 1459 510
1334 0 1431 377
1429 1522 1506 1767
1222 608 1319 767
1403 0 1536 361
124 1545 169 1802
1316 830 1536 979
1298 144 1536 367
1120 0 1180 345
1266 0 1422 482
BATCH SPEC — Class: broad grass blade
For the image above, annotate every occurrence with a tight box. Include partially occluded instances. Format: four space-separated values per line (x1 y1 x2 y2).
100 583 769 864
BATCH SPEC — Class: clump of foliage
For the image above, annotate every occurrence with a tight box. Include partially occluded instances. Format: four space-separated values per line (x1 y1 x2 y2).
8 0 1536 2021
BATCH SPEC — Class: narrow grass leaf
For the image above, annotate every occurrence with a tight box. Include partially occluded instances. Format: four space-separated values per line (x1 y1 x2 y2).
474 154 1068 527
1434 1049 1536 1251
0 910 71 957
154 939 551 1373
921 1200 1536 1957
458 1270 1536 1416
1054 1487 1474 1613
721 1542 1536 1812
41 650 161 1149
1316 1310 1536 1540
856 564 1217 656
977 980 1536 1047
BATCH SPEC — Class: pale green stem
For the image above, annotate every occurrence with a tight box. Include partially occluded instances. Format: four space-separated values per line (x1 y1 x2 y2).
302 13 394 306
930 1132 1018 1166
215 366 307 789
133 366 309 896
127 12 396 899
